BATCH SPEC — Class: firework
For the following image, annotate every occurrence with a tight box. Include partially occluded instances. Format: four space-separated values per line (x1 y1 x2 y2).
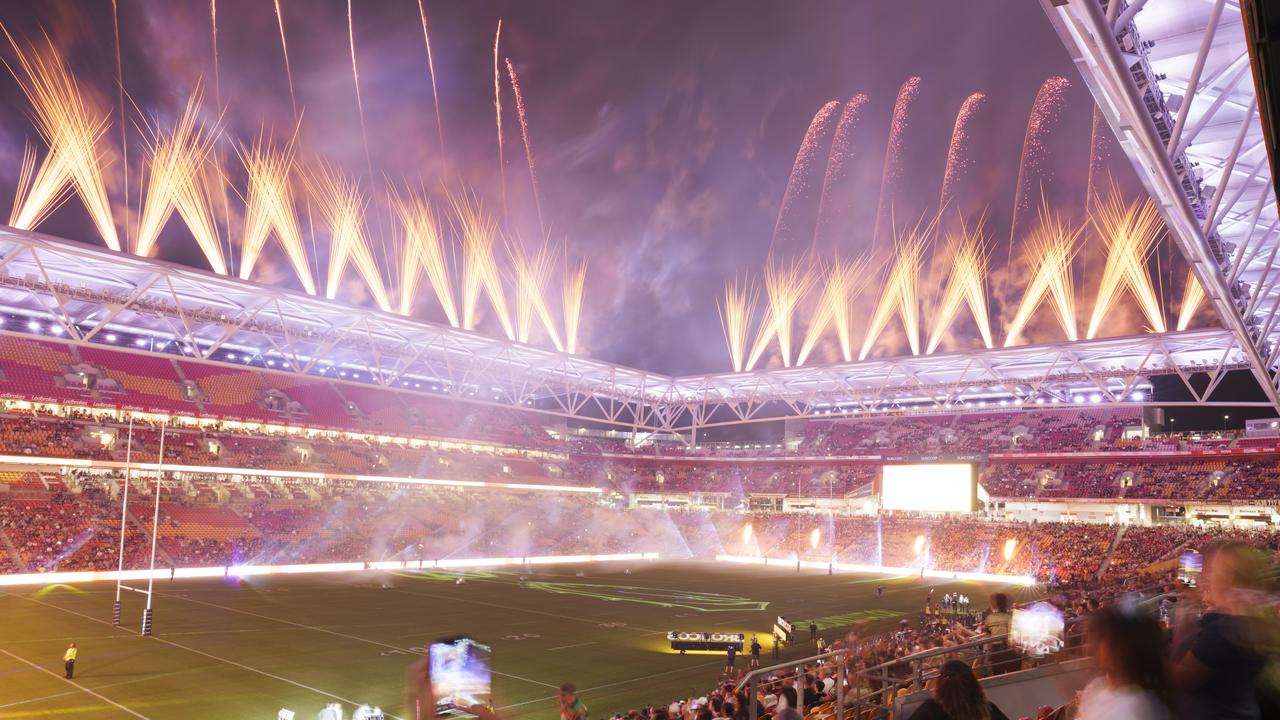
747 258 814 369
506 58 545 235
719 276 761 373
449 190 514 339
416 0 446 156
1086 188 1166 338
347 0 374 178
493 20 507 214
772 101 840 248
304 162 390 312
938 92 986 215
273 0 298 118
1085 105 1109 209
237 131 316 294
510 240 562 349
926 221 992 353
797 255 871 365
860 221 930 360
210 0 221 105
1177 272 1204 331
111 0 129 250
3 30 120 251
135 89 227 274
391 187 458 325
563 257 588 355
1010 77 1071 247
872 77 922 248
813 95 868 249
1004 204 1081 346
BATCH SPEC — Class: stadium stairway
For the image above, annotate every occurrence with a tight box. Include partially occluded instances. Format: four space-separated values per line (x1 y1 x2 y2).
895 657 1092 718
1093 525 1127 580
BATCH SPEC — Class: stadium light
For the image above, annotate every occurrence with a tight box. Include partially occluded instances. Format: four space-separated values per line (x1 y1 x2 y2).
1131 391 1144 401
26 321 39 331
1089 393 1102 403
105 333 117 342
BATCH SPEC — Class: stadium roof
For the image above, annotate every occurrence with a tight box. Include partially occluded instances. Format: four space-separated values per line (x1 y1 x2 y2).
0 225 1264 434
1042 0 1280 411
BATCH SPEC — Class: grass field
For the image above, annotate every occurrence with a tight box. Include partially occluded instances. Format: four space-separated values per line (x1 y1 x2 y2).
0 562 1025 719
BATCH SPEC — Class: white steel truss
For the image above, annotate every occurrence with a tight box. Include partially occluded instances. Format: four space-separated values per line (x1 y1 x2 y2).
1042 0 1280 409
0 226 1263 434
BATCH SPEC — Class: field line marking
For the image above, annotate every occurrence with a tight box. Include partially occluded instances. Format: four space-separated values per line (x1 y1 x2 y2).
165 592 559 690
0 667 198 710
386 585 667 633
0 647 154 719
2 591 407 720
547 641 596 651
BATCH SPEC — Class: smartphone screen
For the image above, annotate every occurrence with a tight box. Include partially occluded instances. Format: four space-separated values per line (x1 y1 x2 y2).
1178 551 1203 587
1010 601 1064 657
430 637 492 715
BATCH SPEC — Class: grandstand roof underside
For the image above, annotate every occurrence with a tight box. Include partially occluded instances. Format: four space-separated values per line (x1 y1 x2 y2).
0 226 1265 433
1042 0 1280 411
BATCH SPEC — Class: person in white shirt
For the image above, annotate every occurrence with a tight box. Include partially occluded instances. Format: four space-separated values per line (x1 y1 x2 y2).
1076 606 1171 720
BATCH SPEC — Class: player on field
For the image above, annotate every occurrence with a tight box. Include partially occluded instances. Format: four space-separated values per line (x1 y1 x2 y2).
559 684 588 720
749 634 762 668
725 642 737 674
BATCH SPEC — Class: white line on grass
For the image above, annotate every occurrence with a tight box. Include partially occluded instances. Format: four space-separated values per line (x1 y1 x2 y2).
498 658 724 710
0 667 198 711
164 592 560 690
0 647 154 719
2 591 408 720
547 641 597 651
386 585 667 634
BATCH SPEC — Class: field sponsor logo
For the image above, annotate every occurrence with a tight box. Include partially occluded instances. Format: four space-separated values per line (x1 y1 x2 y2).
521 581 769 612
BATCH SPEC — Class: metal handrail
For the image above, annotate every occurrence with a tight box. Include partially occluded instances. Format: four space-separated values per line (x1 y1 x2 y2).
742 647 852 720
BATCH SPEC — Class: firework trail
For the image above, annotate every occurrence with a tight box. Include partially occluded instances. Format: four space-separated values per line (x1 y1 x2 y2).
927 220 992 353
416 0 446 156
210 0 221 106
719 276 760 372
1085 105 1110 210
1178 272 1204 331
813 95 867 249
111 0 129 250
872 77 922 248
1086 189 1165 338
1009 77 1071 252
771 101 840 250
506 58 545 236
1004 201 1081 347
273 0 298 119
347 0 374 179
938 92 987 215
860 219 933 359
494 20 508 216
237 130 316 294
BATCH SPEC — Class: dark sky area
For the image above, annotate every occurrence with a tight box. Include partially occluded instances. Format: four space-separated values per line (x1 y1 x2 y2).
0 0 1203 377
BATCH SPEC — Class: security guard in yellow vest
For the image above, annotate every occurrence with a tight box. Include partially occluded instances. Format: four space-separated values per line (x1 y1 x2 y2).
63 642 77 679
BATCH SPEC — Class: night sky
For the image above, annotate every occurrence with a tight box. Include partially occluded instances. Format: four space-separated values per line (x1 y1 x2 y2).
0 0 1189 377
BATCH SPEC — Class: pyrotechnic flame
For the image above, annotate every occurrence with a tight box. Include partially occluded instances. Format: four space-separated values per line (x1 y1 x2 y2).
347 0 374 179
505 58 545 235
563 257 588 355
927 220 992 353
860 217 934 360
237 130 316 294
872 77 921 247
813 95 868 248
1004 204 1081 347
719 276 761 373
304 162 391 312
797 255 871 365
391 187 458 325
938 92 986 214
746 258 815 369
3 29 120 250
1177 272 1204 331
135 88 227 274
772 101 840 248
510 240 563 349
448 190 514 340
1086 188 1166 338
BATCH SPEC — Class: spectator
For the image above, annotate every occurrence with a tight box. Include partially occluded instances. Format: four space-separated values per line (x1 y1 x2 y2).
906 659 1009 720
1076 606 1171 719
